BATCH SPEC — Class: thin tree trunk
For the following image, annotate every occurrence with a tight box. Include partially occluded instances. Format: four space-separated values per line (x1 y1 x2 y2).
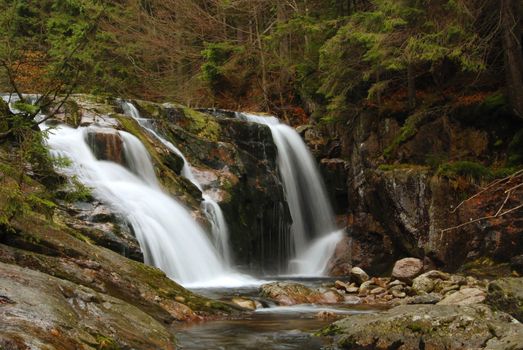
407 63 416 109
501 0 523 119
253 7 269 110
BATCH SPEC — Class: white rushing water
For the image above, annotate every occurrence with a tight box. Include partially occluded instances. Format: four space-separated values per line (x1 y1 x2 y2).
238 113 343 276
121 102 232 264
45 123 254 287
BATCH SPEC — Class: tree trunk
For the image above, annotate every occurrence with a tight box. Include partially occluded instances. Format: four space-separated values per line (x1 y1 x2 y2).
407 63 416 109
501 0 523 119
253 7 269 110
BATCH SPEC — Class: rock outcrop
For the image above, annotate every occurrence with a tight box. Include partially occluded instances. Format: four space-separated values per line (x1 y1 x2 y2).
0 262 176 350
321 304 523 350
314 102 523 275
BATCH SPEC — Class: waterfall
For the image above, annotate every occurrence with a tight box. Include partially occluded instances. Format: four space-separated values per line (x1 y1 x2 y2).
121 102 232 264
238 113 343 276
45 123 252 287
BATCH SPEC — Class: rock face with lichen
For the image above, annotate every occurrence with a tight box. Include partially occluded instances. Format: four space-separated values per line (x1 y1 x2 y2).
313 102 523 275
0 262 176 349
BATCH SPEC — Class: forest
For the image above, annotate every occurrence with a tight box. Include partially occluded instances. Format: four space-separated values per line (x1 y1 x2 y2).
1 1 523 349
1 0 523 121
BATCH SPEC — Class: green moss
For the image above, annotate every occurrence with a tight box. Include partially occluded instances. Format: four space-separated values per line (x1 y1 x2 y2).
181 107 221 142
508 129 523 166
62 177 93 203
116 115 164 166
481 92 507 112
384 113 424 158
95 335 121 350
315 324 342 336
437 161 491 182
378 163 430 171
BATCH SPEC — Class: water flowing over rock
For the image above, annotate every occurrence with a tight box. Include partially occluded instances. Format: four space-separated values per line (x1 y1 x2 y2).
237 112 343 275
45 123 240 286
121 101 232 264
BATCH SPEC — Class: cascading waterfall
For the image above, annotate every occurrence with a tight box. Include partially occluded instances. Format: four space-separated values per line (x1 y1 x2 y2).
238 113 343 276
45 123 250 287
121 102 232 264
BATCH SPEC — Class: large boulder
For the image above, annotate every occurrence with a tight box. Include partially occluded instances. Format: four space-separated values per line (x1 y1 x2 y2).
487 277 523 322
0 262 175 349
391 257 424 283
320 304 523 350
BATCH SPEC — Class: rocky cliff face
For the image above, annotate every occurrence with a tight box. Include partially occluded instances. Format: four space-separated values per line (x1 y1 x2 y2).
315 101 523 275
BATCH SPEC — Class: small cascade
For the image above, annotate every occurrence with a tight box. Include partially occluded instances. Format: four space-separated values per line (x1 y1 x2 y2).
120 132 159 187
121 102 232 264
237 113 343 276
45 123 254 287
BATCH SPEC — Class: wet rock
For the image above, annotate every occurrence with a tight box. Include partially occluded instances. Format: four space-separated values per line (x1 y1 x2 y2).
231 297 258 310
322 290 345 303
327 236 352 276
62 205 144 262
487 277 523 322
350 267 369 285
85 128 125 164
321 304 523 350
260 282 343 306
438 288 486 305
391 257 423 283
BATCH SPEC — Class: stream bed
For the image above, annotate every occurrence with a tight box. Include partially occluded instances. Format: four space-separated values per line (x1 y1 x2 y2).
177 278 381 350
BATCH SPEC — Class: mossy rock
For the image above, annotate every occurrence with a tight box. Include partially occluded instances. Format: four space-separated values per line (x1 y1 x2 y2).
322 304 523 349
487 278 523 322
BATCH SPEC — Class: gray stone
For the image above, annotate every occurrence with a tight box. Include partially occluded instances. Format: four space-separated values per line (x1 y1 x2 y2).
321 304 523 350
406 293 442 304
438 288 486 305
